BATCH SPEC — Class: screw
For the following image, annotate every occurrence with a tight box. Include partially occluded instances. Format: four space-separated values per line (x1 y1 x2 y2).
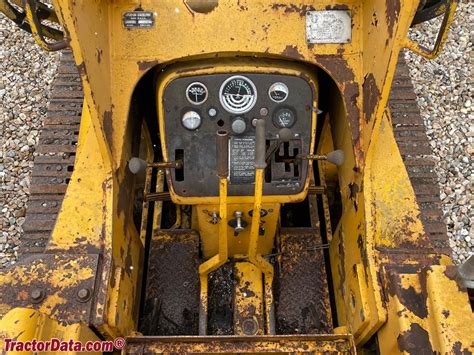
76 288 91 302
30 289 44 303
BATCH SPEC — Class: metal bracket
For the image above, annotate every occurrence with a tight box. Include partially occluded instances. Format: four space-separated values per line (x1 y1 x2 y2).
0 0 67 51
404 0 458 60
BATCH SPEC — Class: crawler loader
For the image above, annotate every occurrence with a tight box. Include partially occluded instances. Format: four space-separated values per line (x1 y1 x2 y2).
0 0 473 353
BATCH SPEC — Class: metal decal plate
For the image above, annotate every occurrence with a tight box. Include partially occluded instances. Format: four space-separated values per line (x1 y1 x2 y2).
306 10 352 44
230 136 255 184
123 11 155 29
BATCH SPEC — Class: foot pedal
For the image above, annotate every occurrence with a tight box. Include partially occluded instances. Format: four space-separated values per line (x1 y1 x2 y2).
140 230 199 335
275 228 333 334
207 262 234 335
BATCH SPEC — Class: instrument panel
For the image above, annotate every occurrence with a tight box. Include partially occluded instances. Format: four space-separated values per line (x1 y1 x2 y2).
160 69 316 198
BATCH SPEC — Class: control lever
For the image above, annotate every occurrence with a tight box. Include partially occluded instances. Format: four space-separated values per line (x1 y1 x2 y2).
248 119 276 334
298 149 345 167
265 128 293 164
198 130 230 335
128 157 183 174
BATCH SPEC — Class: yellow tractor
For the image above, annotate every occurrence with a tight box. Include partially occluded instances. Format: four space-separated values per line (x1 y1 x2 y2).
0 0 473 353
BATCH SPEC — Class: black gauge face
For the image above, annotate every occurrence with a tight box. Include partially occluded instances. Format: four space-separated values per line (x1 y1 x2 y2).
273 108 296 128
268 82 289 103
219 75 257 114
186 82 208 105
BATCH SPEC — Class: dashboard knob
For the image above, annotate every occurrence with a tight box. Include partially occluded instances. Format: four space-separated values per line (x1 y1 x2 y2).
231 117 247 135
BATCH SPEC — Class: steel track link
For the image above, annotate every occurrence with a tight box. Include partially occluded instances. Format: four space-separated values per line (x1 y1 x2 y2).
18 52 449 259
20 50 82 255
389 54 450 255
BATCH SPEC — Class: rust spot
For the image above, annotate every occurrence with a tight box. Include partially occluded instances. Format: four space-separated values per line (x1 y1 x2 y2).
387 268 428 319
76 62 87 76
357 234 369 280
325 4 350 11
315 55 360 143
271 3 315 16
240 281 256 298
96 49 103 64
338 229 346 296
281 45 304 60
237 0 248 11
363 73 380 123
103 110 113 147
386 0 401 38
138 60 160 71
452 341 471 354
444 265 466 292
397 323 433 354
349 182 359 200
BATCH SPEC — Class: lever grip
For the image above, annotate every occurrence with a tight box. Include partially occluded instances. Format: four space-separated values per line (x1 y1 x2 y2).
216 130 229 178
255 119 267 169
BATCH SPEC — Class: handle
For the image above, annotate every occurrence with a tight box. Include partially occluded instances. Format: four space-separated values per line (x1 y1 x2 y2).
216 130 229 178
403 0 458 60
23 0 67 51
255 119 267 169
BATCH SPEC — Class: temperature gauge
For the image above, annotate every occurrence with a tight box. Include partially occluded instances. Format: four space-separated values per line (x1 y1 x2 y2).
186 82 208 105
273 108 296 128
268 82 289 103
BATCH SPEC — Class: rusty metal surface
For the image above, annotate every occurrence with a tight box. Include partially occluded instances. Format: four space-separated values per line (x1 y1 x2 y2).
207 262 234 335
275 228 332 334
139 230 200 335
123 334 356 354
20 50 82 255
0 253 98 324
389 54 450 255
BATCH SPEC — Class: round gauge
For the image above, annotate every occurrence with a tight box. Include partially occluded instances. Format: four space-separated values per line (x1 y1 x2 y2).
186 82 208 105
182 111 202 130
219 75 257 114
268 82 289 103
273 108 296 128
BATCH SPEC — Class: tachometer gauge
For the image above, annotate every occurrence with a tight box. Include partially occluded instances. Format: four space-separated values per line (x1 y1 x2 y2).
186 82 208 105
273 108 296 128
268 82 289 103
219 75 257 114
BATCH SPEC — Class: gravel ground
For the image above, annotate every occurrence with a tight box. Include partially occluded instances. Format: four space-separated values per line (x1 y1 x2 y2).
0 15 60 267
405 0 473 263
0 4 472 267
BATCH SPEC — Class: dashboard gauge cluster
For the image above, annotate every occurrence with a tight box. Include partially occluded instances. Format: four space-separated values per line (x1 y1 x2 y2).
161 71 315 198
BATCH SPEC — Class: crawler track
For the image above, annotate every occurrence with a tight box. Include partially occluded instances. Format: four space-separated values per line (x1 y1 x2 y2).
20 51 82 255
389 54 449 254
19 52 449 258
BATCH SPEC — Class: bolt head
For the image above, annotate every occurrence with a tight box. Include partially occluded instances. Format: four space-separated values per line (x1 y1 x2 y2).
242 318 259 335
30 289 44 302
76 288 91 302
